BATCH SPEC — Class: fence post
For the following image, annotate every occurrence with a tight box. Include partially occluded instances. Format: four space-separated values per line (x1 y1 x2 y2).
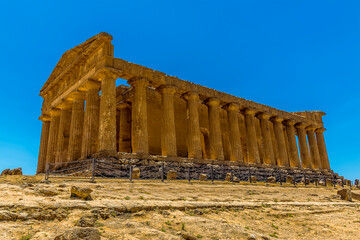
293 175 296 186
342 178 344 188
187 168 191 184
231 171 234 183
45 162 50 180
304 174 307 186
315 178 318 187
91 159 95 182
129 166 133 182
249 167 251 183
279 172 282 186
210 165 214 184
265 171 268 184
161 163 164 183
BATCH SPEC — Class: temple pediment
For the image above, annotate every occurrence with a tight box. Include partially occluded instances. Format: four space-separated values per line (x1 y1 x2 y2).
40 32 113 96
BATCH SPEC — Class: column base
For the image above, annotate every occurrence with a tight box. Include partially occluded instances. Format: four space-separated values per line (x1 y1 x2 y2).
92 150 118 158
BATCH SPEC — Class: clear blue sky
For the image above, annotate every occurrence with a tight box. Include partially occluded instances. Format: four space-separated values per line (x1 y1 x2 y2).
0 1 359 180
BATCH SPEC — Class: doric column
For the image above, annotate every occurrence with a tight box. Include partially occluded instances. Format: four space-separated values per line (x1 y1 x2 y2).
45 109 61 169
271 116 289 166
306 126 322 169
257 113 275 165
316 128 330 170
36 115 51 173
296 123 312 169
67 92 85 162
158 85 177 156
224 103 243 162
81 80 100 159
55 100 72 167
183 92 202 159
128 77 149 154
205 97 224 160
98 71 118 153
285 120 301 168
118 102 132 153
243 108 260 164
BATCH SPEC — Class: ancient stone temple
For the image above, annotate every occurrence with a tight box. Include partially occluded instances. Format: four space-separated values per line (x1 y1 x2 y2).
37 32 334 179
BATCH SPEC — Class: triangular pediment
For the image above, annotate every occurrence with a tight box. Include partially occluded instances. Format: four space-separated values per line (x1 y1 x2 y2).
40 32 112 94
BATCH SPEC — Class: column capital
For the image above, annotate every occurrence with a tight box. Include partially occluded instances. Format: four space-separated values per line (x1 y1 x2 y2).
223 102 240 111
306 125 317 131
181 91 199 101
270 116 284 123
116 101 131 109
39 114 51 121
284 119 296 126
48 108 61 117
242 108 257 116
157 84 177 95
128 77 149 87
256 112 272 120
295 122 308 129
315 127 326 133
67 91 86 101
205 97 220 106
93 67 120 81
57 99 72 109
82 80 101 91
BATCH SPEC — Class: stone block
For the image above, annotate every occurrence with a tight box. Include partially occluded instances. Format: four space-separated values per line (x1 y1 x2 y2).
318 180 325 186
355 179 359 186
0 169 10 176
70 186 93 200
286 176 293 184
337 189 352 201
199 174 207 181
132 168 140 179
8 168 23 175
167 170 177 180
326 179 333 186
346 180 352 186
225 173 232 181
267 176 276 183
250 176 257 182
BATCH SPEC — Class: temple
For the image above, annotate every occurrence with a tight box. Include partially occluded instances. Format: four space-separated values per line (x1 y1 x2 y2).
37 32 333 177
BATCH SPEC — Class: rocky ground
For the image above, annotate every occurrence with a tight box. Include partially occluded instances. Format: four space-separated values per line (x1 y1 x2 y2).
0 175 359 240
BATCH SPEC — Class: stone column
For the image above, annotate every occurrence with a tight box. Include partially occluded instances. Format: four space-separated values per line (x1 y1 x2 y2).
296 123 312 169
158 85 177 156
98 71 117 153
118 102 132 153
271 116 289 166
128 77 149 154
67 92 85 162
224 103 243 162
81 80 100 159
36 115 50 173
257 113 275 165
45 109 61 169
183 92 202 159
205 98 224 160
316 128 330 170
243 108 260 164
306 126 322 169
55 100 72 167
285 120 301 168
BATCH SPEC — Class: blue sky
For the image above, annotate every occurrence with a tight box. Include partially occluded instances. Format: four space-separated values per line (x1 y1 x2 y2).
0 1 359 180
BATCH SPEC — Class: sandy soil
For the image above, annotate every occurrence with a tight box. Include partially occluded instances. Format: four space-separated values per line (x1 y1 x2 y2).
0 175 359 240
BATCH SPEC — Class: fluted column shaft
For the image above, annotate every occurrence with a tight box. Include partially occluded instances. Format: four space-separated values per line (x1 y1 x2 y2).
224 103 243 162
81 81 100 159
285 120 301 168
68 92 85 162
45 109 60 169
159 85 177 156
55 101 72 166
316 128 330 170
244 109 260 164
206 98 224 160
307 126 322 169
118 103 132 153
271 117 289 166
37 116 50 173
258 113 275 165
128 77 149 154
98 72 117 152
296 123 312 169
183 92 202 159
